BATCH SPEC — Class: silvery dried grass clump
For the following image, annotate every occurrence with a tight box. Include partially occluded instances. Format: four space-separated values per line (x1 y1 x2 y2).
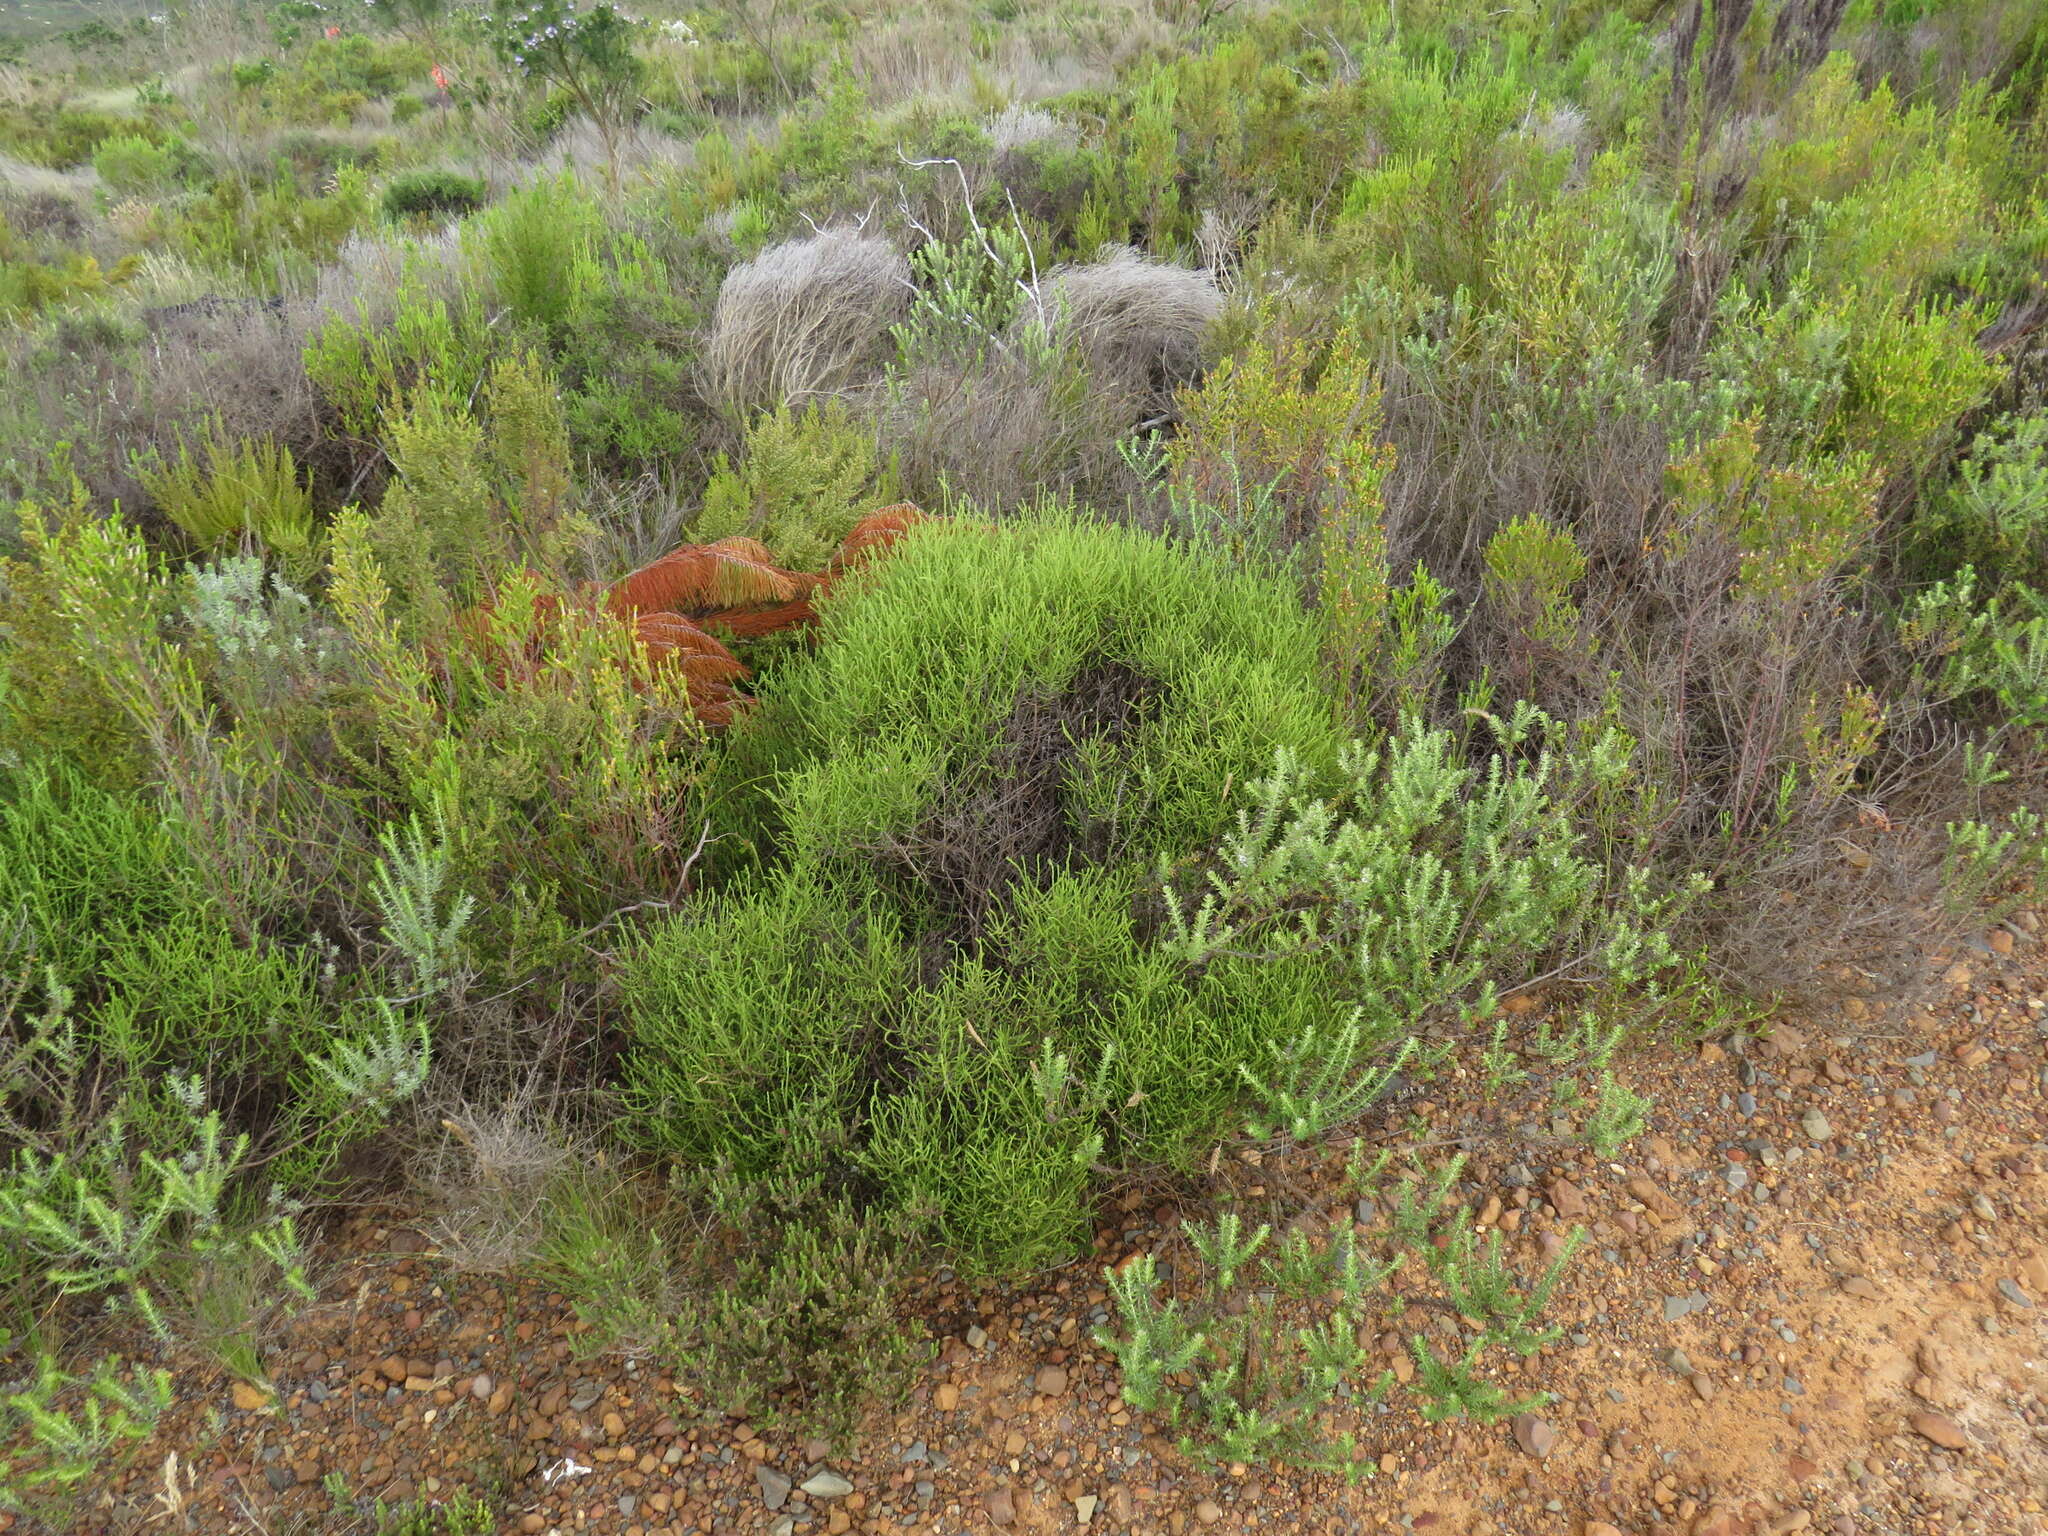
703 231 911 418
1036 247 1221 414
313 226 469 326
988 104 1076 157
420 1101 576 1273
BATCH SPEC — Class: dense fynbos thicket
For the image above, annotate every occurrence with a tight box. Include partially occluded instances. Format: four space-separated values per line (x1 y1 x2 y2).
2 0 2045 1511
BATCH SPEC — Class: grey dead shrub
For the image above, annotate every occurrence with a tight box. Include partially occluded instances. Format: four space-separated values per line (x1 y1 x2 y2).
1036 247 1221 422
702 230 910 419
420 1098 576 1273
988 104 1075 157
0 294 320 517
314 226 469 328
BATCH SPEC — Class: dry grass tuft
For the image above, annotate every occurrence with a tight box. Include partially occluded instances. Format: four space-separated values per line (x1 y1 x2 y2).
702 230 910 419
419 1098 576 1273
1038 247 1221 419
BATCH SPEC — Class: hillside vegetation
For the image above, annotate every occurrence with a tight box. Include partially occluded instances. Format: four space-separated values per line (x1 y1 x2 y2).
1 0 2046 1521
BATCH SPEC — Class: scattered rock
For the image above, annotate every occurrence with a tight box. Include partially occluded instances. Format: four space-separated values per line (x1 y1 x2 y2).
1548 1179 1588 1220
1195 1498 1225 1524
1909 1412 1968 1451
1761 1022 1808 1059
1627 1177 1682 1222
1512 1413 1556 1458
1075 1493 1098 1523
934 1382 960 1410
1035 1364 1069 1397
982 1485 1017 1526
801 1471 854 1499
756 1464 793 1509
1584 1524 1628 1536
230 1379 271 1413
1997 1277 2033 1308
1839 1275 1883 1301
1801 1109 1833 1142
1663 1291 1710 1322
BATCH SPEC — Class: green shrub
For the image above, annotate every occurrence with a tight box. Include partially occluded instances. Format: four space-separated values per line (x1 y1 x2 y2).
170 165 373 288
90 134 182 196
621 514 1358 1271
0 1347 172 1517
467 171 604 337
1909 411 2048 593
381 169 488 222
133 422 320 580
692 401 884 570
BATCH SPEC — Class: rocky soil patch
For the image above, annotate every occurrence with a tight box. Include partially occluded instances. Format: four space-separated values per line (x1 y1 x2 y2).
21 916 2048 1536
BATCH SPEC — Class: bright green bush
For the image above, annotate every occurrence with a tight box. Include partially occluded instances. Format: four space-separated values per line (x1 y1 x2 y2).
90 133 182 195
692 402 884 570
622 515 1357 1270
1909 411 2048 593
759 511 1343 873
133 422 320 580
381 169 488 222
467 171 604 337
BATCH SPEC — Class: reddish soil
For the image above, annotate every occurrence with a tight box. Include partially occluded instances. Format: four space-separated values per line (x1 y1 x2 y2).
19 913 2048 1536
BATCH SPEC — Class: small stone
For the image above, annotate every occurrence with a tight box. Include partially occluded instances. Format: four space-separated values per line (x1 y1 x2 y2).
965 1324 989 1349
468 1373 493 1402
378 1356 407 1384
1663 1292 1708 1322
1997 1278 2033 1308
1801 1110 1832 1142
983 1485 1017 1526
935 1383 960 1411
801 1471 854 1499
1548 1179 1588 1219
1195 1498 1225 1524
1909 1412 1968 1450
1075 1494 1099 1524
1584 1525 1626 1536
1839 1276 1883 1301
756 1465 793 1510
1628 1177 1682 1221
231 1379 272 1412
1690 1372 1717 1401
1035 1364 1069 1397
1512 1413 1556 1458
